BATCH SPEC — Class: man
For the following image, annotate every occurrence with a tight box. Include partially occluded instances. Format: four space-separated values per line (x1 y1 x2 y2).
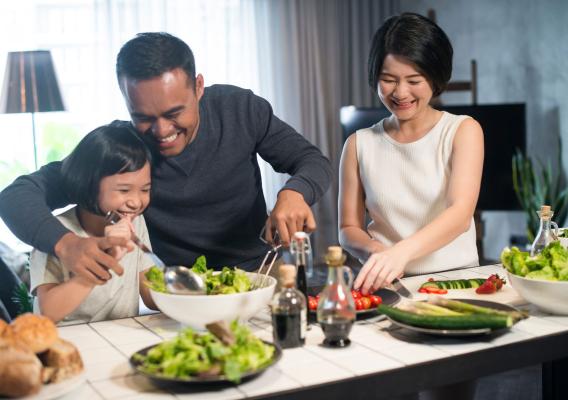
0 32 332 285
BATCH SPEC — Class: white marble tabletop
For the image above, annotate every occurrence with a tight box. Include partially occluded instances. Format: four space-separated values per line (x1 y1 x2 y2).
54 264 568 400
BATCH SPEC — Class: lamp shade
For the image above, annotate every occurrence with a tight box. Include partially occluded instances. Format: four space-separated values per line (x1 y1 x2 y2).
0 50 65 113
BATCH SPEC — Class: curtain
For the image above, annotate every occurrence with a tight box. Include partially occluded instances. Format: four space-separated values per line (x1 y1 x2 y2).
0 0 398 257
253 0 399 259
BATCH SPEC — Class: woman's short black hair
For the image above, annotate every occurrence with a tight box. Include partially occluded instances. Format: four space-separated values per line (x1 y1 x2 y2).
368 12 453 97
61 120 153 215
116 32 196 87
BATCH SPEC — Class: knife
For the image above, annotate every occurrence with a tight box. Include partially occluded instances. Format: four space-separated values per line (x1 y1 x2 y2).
391 278 413 298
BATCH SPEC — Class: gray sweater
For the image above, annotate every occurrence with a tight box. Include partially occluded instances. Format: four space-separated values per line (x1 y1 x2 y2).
0 85 332 270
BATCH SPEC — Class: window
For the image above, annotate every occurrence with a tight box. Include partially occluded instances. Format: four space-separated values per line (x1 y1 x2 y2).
0 0 262 249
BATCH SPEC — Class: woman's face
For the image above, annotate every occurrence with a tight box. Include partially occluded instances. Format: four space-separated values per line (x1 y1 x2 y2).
377 54 434 121
98 162 151 220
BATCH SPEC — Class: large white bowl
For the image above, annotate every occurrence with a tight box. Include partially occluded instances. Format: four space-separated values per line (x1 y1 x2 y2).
507 271 568 315
150 272 277 330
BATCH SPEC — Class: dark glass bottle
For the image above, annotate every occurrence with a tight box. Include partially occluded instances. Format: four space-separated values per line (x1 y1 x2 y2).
317 246 356 348
270 264 307 349
291 231 312 311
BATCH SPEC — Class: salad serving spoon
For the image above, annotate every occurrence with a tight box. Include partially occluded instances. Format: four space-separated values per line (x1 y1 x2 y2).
105 211 205 295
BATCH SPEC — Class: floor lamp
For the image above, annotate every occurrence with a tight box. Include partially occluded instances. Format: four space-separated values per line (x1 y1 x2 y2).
0 50 65 170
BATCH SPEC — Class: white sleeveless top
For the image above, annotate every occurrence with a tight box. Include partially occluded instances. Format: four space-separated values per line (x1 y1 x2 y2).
356 111 479 275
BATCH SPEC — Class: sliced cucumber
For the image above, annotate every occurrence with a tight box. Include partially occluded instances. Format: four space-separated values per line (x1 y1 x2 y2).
420 278 486 290
377 304 513 330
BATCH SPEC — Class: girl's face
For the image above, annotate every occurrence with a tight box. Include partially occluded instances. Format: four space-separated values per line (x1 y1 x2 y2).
377 54 434 121
98 162 151 220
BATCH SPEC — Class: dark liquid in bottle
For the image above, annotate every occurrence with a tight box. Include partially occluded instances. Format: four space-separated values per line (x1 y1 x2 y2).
272 312 305 349
320 319 353 347
296 264 308 310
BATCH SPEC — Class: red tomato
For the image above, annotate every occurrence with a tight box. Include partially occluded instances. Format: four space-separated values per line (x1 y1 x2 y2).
369 295 382 306
351 290 362 300
354 298 363 310
308 297 318 310
360 297 372 310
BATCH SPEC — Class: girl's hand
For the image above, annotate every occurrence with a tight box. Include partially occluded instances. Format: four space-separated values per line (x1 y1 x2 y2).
104 218 135 261
354 245 410 294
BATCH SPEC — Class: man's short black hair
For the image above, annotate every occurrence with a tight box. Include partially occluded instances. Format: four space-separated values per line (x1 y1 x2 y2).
61 120 153 216
368 12 453 97
116 32 196 86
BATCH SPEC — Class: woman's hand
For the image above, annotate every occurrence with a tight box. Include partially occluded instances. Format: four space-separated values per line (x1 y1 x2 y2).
354 244 410 294
104 218 134 261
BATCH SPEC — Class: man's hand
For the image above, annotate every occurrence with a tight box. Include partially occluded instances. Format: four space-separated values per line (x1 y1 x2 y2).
265 190 316 247
54 232 129 285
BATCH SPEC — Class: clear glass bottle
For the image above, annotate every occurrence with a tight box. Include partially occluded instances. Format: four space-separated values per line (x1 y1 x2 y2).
290 232 313 309
270 264 307 349
317 246 356 348
530 205 559 256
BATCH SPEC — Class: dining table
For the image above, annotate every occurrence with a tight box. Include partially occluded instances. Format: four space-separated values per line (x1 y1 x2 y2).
55 263 568 400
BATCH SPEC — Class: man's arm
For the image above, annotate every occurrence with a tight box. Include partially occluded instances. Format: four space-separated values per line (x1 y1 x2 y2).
251 94 332 246
0 162 70 253
0 162 126 284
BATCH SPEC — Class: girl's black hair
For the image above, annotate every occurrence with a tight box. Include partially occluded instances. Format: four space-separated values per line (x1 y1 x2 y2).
61 120 153 215
368 12 453 97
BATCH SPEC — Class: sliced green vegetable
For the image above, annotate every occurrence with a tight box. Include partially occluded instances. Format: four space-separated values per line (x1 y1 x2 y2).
420 278 486 290
428 297 527 322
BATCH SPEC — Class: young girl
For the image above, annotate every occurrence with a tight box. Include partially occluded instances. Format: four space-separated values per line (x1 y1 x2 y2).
30 120 157 324
339 13 484 295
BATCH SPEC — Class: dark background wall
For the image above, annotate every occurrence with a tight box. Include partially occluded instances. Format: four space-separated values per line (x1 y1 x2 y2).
398 0 568 259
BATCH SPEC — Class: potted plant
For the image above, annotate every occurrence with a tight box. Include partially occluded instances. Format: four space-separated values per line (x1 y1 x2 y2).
512 148 568 242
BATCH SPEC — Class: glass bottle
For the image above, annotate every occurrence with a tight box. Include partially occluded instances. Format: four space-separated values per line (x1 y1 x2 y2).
290 231 313 309
270 264 307 349
530 205 559 256
317 246 356 348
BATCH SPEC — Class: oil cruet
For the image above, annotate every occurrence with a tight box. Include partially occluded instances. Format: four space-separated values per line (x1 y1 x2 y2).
530 205 559 256
316 246 356 347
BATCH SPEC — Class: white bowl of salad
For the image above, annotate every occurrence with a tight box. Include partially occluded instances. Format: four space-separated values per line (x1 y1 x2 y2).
145 256 277 330
501 242 568 315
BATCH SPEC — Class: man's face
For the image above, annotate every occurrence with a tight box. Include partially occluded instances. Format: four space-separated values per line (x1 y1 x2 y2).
119 68 204 157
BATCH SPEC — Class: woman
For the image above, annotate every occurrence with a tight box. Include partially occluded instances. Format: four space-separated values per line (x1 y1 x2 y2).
339 12 484 295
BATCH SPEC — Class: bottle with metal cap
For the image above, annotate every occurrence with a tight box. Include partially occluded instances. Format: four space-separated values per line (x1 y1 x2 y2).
530 205 560 256
317 246 356 348
270 264 307 349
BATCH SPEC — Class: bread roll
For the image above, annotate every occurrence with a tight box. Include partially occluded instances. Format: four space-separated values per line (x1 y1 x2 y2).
10 313 58 353
0 344 42 397
39 338 84 383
